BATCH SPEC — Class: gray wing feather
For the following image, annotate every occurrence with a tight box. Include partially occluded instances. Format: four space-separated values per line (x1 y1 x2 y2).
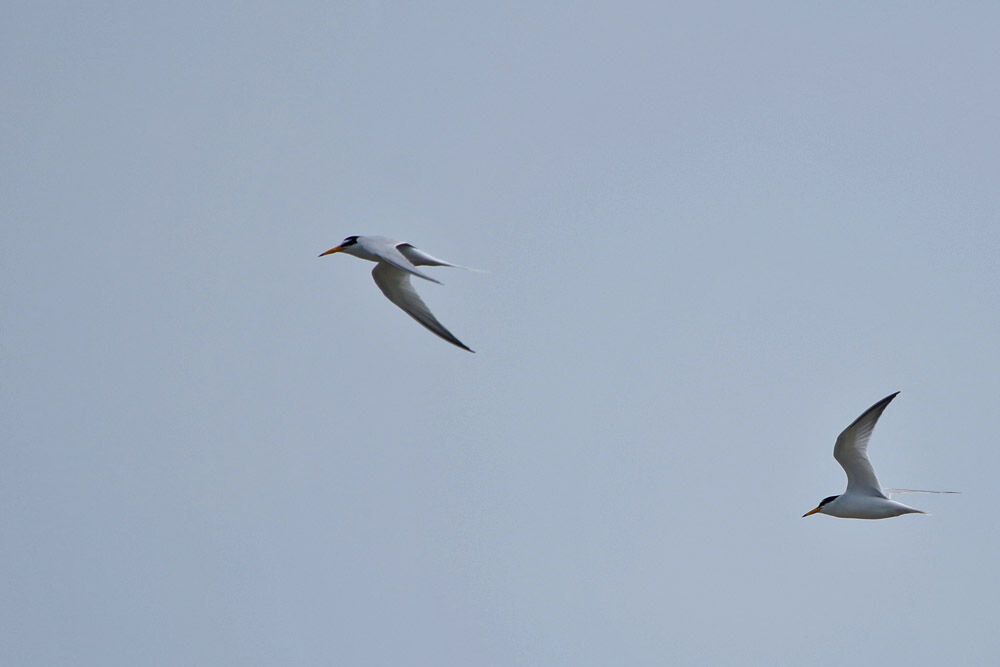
359 237 442 284
396 243 457 267
833 392 899 497
397 242 484 271
371 262 473 352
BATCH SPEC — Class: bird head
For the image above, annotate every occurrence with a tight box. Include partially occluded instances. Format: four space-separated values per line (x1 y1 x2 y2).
802 495 839 517
319 236 361 257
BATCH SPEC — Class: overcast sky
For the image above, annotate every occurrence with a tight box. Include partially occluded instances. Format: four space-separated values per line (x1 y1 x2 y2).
3 2 999 665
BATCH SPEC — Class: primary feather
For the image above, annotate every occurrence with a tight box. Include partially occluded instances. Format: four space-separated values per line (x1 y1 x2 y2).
371 262 474 352
833 391 898 497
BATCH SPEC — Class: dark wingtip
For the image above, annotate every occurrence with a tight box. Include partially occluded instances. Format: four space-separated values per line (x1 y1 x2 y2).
445 336 474 353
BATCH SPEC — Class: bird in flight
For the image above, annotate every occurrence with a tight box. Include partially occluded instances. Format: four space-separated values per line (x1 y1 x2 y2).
802 392 956 520
319 235 475 352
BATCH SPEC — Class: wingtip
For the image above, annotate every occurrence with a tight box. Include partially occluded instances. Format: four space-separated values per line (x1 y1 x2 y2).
879 390 901 405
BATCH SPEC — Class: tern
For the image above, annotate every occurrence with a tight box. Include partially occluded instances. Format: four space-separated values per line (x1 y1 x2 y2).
803 392 954 520
319 235 475 352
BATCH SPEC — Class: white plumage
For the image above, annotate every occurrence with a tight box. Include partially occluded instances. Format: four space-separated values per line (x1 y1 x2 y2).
803 392 954 520
320 235 475 352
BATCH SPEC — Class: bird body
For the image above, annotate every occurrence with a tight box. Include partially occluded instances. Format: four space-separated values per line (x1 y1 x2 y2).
812 493 923 520
319 235 474 352
802 392 948 520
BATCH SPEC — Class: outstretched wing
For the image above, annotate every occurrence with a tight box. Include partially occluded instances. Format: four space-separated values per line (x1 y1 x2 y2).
371 262 474 352
395 242 484 272
833 392 899 497
357 237 442 284
395 243 458 267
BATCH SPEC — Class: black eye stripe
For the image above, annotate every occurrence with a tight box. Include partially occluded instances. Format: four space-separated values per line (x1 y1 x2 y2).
819 495 839 507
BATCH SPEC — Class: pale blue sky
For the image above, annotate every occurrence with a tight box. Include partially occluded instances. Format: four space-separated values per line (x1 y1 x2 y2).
3 2 999 665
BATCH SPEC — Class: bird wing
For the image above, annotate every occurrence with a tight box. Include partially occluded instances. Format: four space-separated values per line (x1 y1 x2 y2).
371 262 473 352
396 242 457 267
357 237 442 284
833 392 899 497
396 242 485 272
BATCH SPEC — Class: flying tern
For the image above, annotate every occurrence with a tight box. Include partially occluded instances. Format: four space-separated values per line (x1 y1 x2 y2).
802 392 955 520
319 235 475 352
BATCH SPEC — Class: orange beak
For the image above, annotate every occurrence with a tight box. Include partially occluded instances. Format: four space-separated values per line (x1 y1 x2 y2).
802 506 822 517
319 245 345 257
